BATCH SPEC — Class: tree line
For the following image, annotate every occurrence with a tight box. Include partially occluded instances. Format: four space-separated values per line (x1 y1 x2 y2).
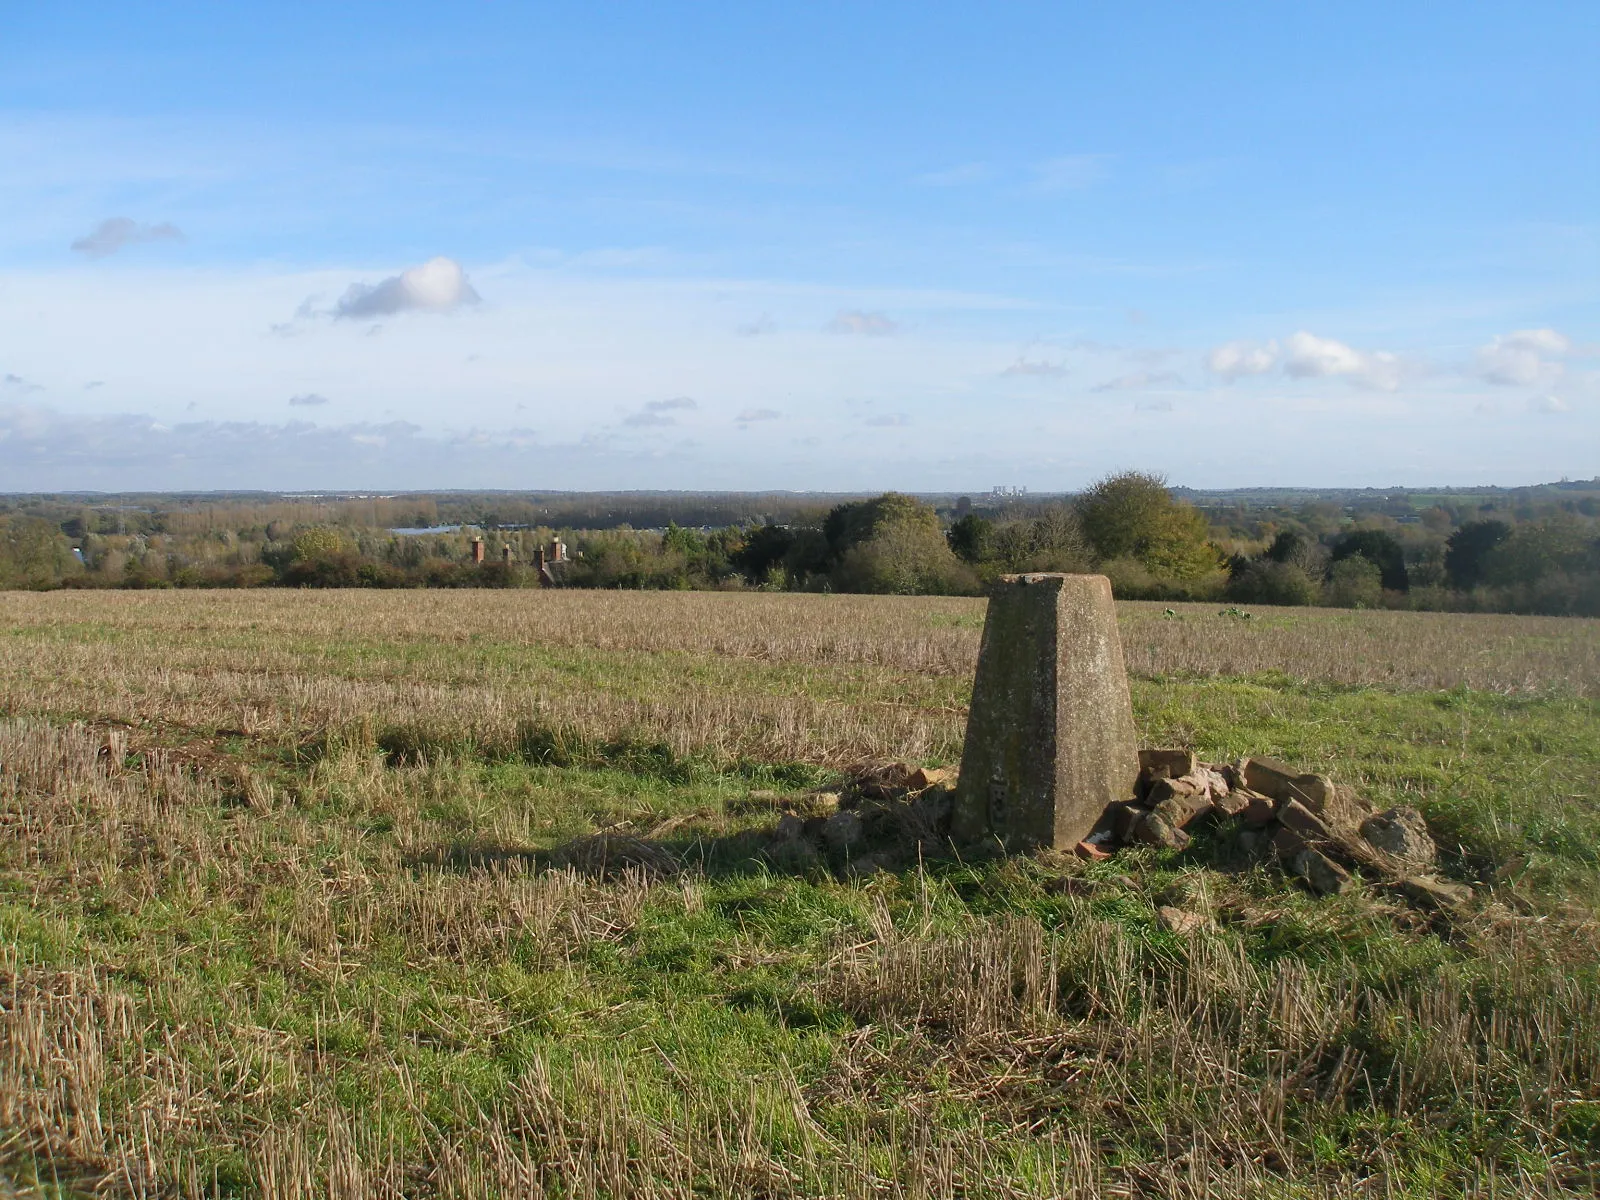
2 473 1597 616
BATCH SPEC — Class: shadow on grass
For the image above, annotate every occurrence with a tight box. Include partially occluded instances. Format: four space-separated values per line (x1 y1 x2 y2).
373 719 827 789
406 787 973 884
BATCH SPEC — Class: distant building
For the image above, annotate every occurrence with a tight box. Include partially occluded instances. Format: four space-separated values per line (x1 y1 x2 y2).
533 539 572 587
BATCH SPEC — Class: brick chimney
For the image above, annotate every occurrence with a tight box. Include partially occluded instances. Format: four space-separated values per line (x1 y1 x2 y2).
471 536 484 565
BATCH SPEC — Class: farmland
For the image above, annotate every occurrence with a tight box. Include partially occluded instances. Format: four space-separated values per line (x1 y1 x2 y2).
2 589 1599 1197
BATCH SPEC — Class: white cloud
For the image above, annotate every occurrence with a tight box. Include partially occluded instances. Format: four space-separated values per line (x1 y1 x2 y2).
865 413 910 427
1030 154 1108 193
70 217 183 259
1092 370 1183 392
1206 332 1405 389
735 313 775 336
1476 328 1571 386
332 256 480 319
1205 339 1278 381
288 393 329 407
1529 394 1571 414
1281 332 1404 391
826 309 898 336
1281 331 1366 377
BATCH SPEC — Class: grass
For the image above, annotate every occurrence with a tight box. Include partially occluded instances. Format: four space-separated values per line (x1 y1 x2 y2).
1 589 1598 1197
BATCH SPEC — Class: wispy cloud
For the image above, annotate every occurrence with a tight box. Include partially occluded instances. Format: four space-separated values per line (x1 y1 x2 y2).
623 396 697 427
736 313 775 336
734 407 782 428
331 257 480 320
644 396 695 413
288 393 329 407
1530 394 1571 414
0 400 733 490
826 310 898 336
1476 328 1571 386
3 373 44 394
1000 357 1067 377
915 162 990 187
865 413 910 427
1030 154 1109 194
1092 370 1183 392
70 217 184 259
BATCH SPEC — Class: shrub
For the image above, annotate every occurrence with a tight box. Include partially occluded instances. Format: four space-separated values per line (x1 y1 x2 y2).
1226 560 1319 606
834 521 978 595
1265 529 1307 563
947 514 993 564
730 524 794 583
1077 471 1219 581
1330 529 1408 591
291 527 346 561
281 551 367 588
1099 557 1226 601
0 516 79 588
1483 515 1596 587
819 494 979 595
1444 519 1512 589
1324 555 1384 608
1099 556 1160 598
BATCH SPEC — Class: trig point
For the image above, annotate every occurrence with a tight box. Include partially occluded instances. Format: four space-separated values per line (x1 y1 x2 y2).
953 573 1140 852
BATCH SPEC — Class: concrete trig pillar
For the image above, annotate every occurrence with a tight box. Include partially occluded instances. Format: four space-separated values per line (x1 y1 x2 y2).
953 573 1140 852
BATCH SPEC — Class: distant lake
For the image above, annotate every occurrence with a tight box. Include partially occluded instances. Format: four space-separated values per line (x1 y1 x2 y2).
388 523 533 536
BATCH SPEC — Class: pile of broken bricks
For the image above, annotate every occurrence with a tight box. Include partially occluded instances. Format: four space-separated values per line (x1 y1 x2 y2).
1080 749 1473 912
757 753 1472 915
760 762 957 876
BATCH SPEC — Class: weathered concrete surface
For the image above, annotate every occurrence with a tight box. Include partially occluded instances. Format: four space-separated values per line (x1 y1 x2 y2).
952 573 1141 851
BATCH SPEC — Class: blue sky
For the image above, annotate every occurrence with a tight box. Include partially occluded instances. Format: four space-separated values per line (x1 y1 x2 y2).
2 1 1596 491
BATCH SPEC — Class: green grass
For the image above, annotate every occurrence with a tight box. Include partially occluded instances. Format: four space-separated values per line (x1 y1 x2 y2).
2 598 1598 1196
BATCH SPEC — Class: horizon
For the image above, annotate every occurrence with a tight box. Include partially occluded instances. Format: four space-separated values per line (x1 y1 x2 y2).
3 3 1596 492
7 476 1599 504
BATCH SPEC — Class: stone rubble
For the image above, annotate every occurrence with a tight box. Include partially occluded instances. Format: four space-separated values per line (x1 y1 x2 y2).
1359 806 1437 867
754 750 1471 917
1156 906 1212 937
1102 750 1471 912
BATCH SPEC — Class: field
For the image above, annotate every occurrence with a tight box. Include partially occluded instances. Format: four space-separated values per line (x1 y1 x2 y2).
2 589 1598 1197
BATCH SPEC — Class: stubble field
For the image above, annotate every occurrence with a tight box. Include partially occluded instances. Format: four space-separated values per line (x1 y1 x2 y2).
2 588 1598 1197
